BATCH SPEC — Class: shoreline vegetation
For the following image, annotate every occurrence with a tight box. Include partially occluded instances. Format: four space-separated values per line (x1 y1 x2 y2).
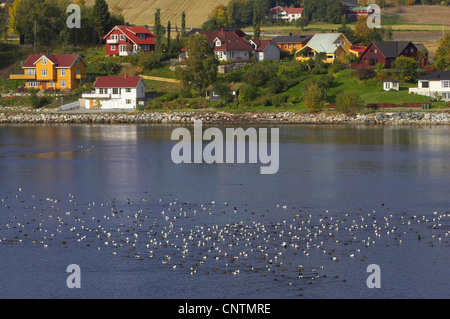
1 108 450 125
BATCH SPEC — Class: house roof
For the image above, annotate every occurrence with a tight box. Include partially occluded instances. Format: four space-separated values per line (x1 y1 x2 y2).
22 54 85 68
283 8 304 15
198 30 253 51
103 25 156 45
343 0 361 7
297 33 347 54
270 6 304 15
248 39 277 52
418 70 450 81
383 77 399 83
272 35 312 44
350 45 367 54
372 41 413 59
414 43 428 52
94 75 144 88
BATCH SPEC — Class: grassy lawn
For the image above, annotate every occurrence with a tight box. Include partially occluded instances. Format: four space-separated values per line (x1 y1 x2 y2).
283 69 435 111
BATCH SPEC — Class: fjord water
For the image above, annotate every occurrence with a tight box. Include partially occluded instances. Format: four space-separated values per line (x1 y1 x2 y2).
0 124 448 299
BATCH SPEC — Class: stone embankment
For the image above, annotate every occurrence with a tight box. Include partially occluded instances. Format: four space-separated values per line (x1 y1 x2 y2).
1 109 450 125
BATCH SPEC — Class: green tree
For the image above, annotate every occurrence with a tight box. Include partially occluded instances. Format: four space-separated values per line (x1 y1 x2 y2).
335 91 365 114
154 8 163 53
0 5 8 41
237 84 257 102
178 34 219 95
167 20 171 53
92 0 111 43
253 0 268 40
296 17 309 31
393 56 418 81
181 11 186 37
304 83 325 112
435 34 450 70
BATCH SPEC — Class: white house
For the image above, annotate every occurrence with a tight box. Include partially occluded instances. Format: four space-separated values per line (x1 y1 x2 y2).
409 71 450 101
81 74 146 109
383 78 399 91
247 39 281 61
270 7 304 22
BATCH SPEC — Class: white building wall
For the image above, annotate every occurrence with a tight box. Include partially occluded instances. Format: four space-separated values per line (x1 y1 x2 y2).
409 80 450 101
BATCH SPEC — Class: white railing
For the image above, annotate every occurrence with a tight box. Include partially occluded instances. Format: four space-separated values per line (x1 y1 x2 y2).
82 92 111 99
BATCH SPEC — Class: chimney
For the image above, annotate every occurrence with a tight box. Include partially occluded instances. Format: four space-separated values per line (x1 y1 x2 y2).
124 73 127 79
221 28 224 34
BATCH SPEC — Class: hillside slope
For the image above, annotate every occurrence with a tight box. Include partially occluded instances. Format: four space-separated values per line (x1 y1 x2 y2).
85 0 225 28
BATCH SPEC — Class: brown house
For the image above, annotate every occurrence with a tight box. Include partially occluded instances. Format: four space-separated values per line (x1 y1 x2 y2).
351 41 426 69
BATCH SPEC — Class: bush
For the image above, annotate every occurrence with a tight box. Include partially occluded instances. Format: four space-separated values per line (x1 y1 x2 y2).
303 83 325 112
28 91 47 109
355 68 376 80
238 84 258 102
335 91 365 114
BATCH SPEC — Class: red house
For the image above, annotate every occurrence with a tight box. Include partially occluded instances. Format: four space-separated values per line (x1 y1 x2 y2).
103 25 156 57
352 41 422 69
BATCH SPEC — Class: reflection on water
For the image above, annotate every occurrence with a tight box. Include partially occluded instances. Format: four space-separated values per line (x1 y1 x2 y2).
0 124 449 298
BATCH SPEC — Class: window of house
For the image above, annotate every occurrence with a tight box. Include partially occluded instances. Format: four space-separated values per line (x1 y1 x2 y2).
60 80 66 87
119 45 127 52
111 34 118 40
126 99 131 104
41 69 47 77
28 81 38 88
111 44 116 51
49 81 54 88
28 69 36 75
60 69 66 76
76 68 81 75
113 88 120 94
125 88 131 93
120 34 125 41
42 57 47 65
442 81 450 88
421 81 429 88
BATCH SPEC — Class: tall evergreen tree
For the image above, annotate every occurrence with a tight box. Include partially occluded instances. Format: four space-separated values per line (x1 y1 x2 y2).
92 0 111 43
154 8 162 53
167 20 171 53
181 11 186 38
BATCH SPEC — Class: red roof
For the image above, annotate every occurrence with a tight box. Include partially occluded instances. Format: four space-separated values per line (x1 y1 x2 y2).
22 54 84 68
270 6 303 15
104 25 156 45
350 45 367 53
94 75 143 88
249 39 275 52
198 30 253 51
283 8 304 14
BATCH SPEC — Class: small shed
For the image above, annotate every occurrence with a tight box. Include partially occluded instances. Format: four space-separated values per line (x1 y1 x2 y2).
383 78 399 91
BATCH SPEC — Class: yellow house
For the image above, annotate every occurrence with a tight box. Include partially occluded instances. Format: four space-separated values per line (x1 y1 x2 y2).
10 54 87 90
272 34 312 53
295 33 352 63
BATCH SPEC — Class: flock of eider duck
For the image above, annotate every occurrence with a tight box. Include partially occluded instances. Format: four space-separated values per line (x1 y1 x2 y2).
0 189 449 293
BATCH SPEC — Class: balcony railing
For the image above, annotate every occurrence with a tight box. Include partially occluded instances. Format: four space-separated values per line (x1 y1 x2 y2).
82 92 111 99
9 74 36 80
75 74 87 79
107 39 119 44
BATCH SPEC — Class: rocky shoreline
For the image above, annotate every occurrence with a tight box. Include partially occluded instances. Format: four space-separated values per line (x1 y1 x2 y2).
1 109 450 125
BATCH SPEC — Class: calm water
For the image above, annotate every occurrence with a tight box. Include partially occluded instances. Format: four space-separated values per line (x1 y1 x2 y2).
0 124 448 299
